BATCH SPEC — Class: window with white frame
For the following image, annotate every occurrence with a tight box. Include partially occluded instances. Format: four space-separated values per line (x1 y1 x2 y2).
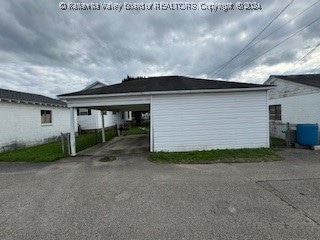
77 108 92 116
41 110 52 124
269 105 281 121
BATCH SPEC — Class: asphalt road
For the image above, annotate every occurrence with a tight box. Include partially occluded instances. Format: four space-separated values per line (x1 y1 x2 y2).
1 145 320 239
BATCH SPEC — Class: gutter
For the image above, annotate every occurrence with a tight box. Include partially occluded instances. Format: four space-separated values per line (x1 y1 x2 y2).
0 98 67 107
59 86 275 100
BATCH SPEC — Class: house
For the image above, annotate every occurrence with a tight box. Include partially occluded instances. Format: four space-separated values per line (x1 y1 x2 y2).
76 81 132 130
0 88 77 152
59 76 272 155
264 74 320 141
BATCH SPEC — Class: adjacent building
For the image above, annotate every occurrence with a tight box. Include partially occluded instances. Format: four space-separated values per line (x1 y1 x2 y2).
76 81 132 130
264 74 320 140
0 88 77 152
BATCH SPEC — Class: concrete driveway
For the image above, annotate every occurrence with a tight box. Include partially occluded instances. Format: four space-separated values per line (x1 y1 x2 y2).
1 148 320 240
78 134 150 156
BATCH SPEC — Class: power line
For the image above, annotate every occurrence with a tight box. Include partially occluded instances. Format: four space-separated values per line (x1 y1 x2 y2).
227 0 320 63
208 0 294 77
223 16 320 78
310 64 320 73
283 41 320 74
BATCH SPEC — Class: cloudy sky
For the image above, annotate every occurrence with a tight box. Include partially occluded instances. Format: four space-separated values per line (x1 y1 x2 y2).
0 0 319 98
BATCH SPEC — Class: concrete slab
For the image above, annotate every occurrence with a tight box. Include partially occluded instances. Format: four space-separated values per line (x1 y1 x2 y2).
78 134 149 156
1 148 320 239
258 178 320 223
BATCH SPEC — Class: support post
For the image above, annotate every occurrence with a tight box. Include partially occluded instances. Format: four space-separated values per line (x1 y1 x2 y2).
150 96 153 152
116 112 120 136
101 110 106 143
70 107 76 156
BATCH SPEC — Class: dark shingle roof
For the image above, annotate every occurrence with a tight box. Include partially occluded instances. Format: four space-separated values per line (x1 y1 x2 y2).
271 74 320 89
59 76 268 97
0 88 66 106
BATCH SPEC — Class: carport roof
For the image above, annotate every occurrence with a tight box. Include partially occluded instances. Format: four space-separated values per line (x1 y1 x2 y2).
59 76 268 97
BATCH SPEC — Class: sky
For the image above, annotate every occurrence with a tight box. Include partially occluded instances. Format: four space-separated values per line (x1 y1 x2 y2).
0 0 319 98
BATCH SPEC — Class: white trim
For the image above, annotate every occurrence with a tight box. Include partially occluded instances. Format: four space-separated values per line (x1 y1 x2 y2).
150 95 153 152
101 110 106 143
59 86 274 100
41 123 53 127
66 97 151 108
266 91 270 147
0 98 66 107
70 108 76 156
116 112 120 136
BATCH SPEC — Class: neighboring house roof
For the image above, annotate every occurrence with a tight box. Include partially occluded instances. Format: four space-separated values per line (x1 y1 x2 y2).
59 76 269 97
0 88 67 107
270 74 320 89
81 81 107 91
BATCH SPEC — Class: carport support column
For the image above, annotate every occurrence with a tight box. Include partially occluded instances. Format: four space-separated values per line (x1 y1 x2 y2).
101 111 106 143
150 96 154 152
70 107 76 156
116 112 120 136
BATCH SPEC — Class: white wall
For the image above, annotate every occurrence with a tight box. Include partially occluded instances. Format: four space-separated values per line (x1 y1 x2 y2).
0 102 77 151
265 76 320 99
77 110 129 130
268 93 320 141
268 93 320 124
77 110 101 130
265 77 320 141
152 91 269 151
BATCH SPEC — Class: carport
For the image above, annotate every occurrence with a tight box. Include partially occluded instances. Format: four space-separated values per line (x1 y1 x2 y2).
58 76 272 156
60 93 152 156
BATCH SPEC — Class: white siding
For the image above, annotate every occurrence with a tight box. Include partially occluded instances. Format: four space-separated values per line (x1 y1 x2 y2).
265 77 320 99
77 110 101 130
152 91 269 151
0 102 76 152
265 77 320 141
268 93 320 124
268 93 320 141
77 110 128 130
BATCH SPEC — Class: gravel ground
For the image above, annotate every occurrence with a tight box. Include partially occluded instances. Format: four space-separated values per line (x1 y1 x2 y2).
1 140 320 240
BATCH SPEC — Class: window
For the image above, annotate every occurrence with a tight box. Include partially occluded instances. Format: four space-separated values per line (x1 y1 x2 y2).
77 108 91 116
41 110 52 124
112 111 117 115
269 105 281 121
103 111 107 115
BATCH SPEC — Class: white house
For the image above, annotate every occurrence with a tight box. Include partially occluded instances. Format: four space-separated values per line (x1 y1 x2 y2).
59 76 271 155
76 81 132 130
77 108 132 130
264 74 320 140
0 88 77 152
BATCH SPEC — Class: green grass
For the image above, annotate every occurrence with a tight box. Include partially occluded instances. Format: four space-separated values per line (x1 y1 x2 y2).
149 148 283 164
0 129 116 163
127 126 149 135
271 137 286 148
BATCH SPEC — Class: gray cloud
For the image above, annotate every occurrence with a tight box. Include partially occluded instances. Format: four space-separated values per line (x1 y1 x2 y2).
0 0 319 97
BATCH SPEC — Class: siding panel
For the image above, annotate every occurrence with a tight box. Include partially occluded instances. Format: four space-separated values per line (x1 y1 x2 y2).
152 91 269 151
0 102 76 151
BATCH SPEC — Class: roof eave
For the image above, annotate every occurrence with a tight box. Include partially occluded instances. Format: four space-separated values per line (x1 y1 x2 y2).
59 86 274 100
0 98 67 107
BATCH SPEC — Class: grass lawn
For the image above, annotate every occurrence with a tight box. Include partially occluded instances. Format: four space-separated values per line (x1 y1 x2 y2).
271 137 286 148
127 126 149 135
0 129 116 162
149 148 283 164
